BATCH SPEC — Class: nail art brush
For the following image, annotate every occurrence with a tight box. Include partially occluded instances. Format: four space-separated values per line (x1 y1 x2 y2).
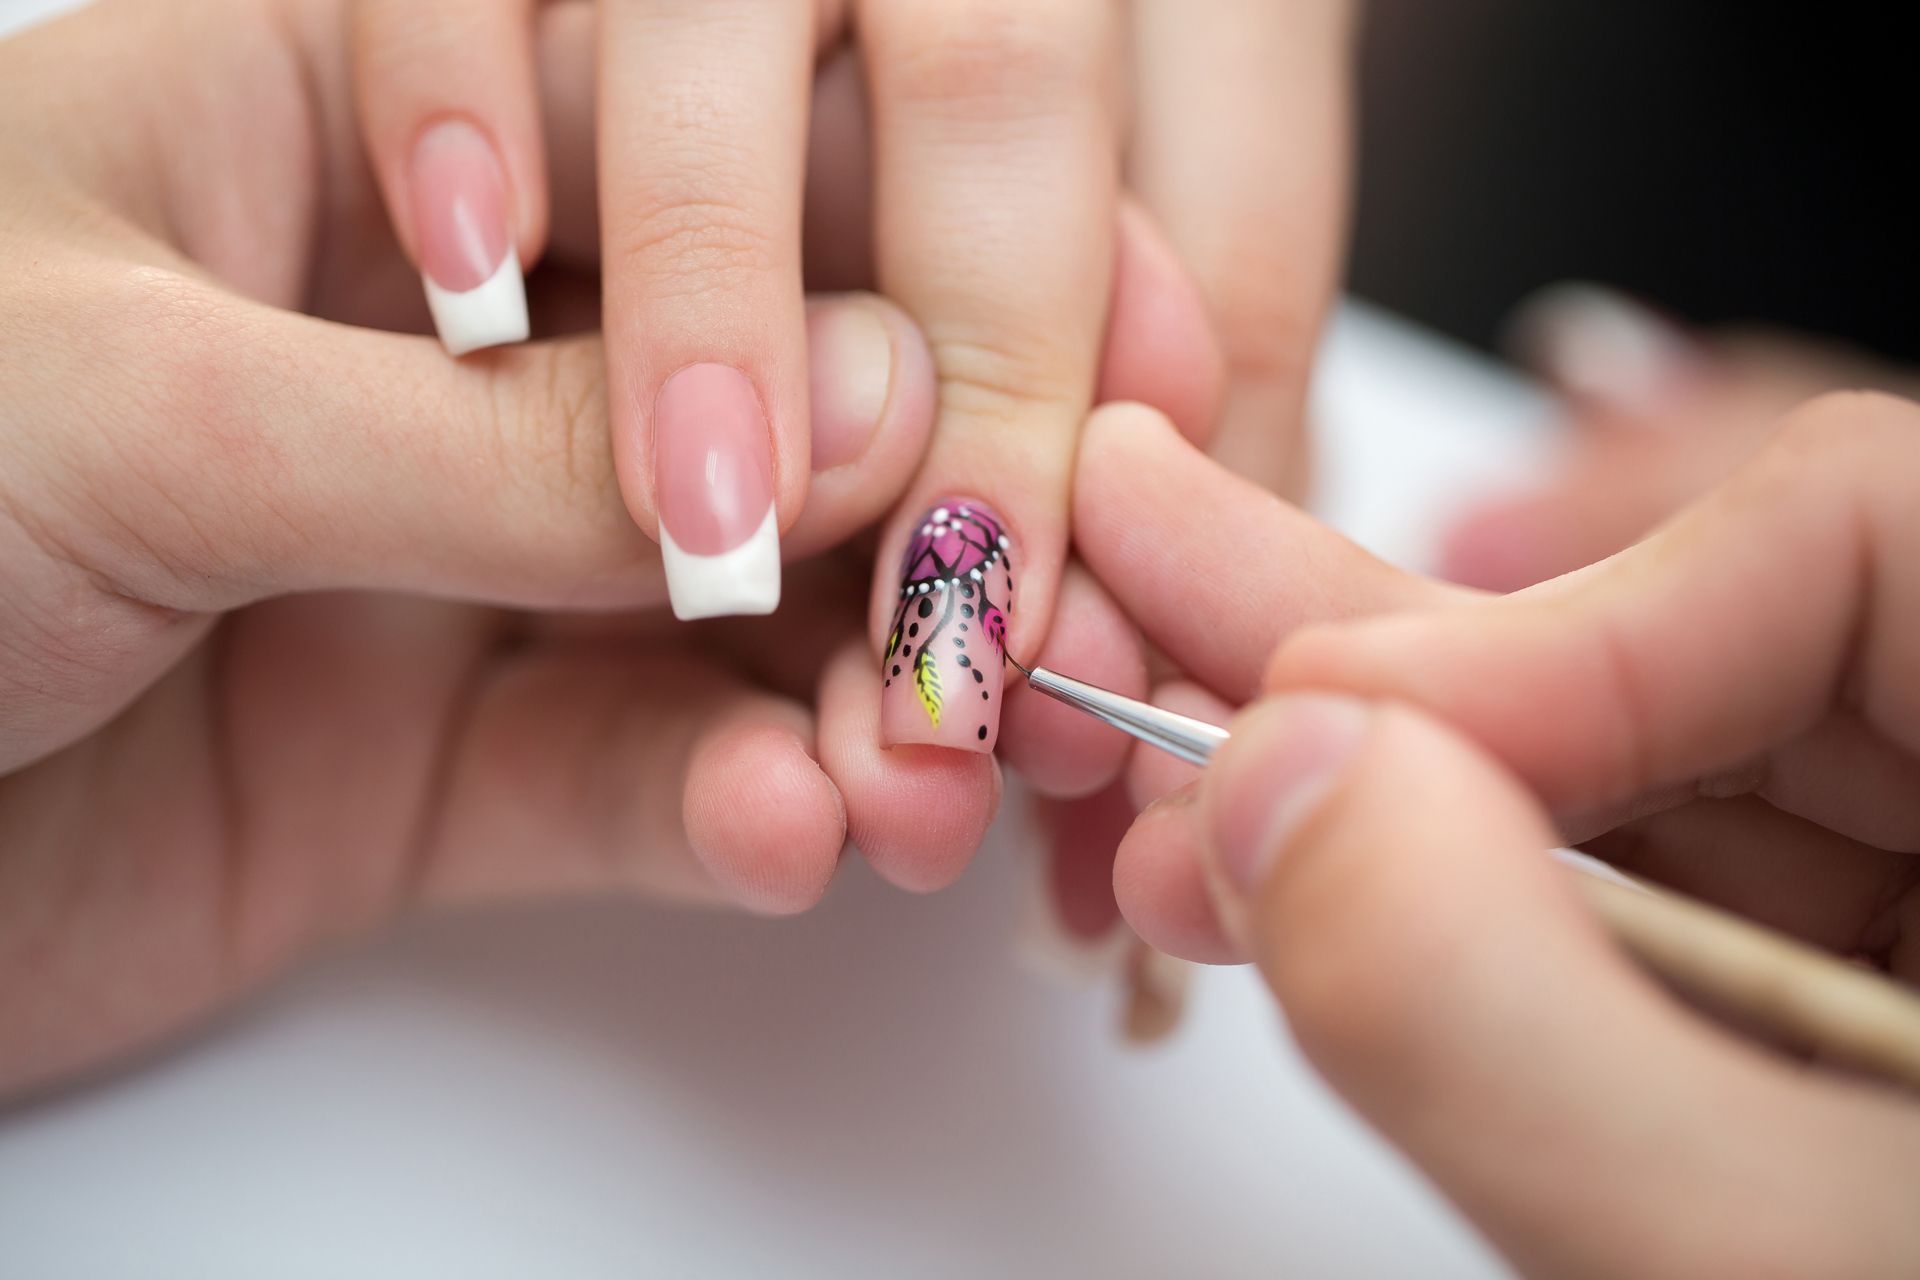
1006 656 1920 1095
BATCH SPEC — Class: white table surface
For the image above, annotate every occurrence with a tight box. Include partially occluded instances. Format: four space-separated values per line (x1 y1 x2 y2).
0 5 1564 1273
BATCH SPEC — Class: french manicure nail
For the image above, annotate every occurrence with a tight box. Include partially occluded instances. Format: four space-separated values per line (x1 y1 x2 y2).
1504 282 1702 414
410 119 528 357
807 300 894 472
880 499 1011 752
1207 695 1371 896
655 363 779 620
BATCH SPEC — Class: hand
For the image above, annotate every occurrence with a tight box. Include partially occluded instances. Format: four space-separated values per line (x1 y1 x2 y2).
0 0 1232 1092
349 0 1352 752
1441 283 1920 591
1086 394 1920 1273
0 0 945 1097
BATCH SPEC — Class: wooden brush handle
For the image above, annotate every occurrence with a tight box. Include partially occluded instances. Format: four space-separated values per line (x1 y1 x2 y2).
1572 868 1920 1093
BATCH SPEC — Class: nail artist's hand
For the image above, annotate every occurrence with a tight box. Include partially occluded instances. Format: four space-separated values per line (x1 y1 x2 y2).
0 1 951 1097
1155 392 1920 1276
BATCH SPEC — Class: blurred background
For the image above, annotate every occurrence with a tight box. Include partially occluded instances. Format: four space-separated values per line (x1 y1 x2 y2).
1354 0 1911 362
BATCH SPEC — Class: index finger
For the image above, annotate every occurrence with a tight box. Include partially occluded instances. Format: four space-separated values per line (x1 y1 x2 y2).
1269 392 1920 819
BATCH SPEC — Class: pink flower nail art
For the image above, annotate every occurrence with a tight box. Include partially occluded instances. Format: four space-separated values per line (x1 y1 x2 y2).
880 499 1011 753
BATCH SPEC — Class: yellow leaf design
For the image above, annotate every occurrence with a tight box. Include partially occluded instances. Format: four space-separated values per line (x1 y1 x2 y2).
914 648 942 728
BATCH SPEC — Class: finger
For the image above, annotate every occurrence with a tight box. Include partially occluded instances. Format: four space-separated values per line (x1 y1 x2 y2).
1113 682 1236 964
1072 402 1454 703
1129 0 1353 497
1270 392 1920 824
1583 797 1915 956
815 640 1001 893
1113 782 1233 965
38 282 934 616
996 564 1148 800
860 0 1121 751
1200 695 1920 1276
1094 202 1225 444
1123 680 1230 811
1017 784 1134 978
423 644 842 916
598 0 815 619
353 0 541 354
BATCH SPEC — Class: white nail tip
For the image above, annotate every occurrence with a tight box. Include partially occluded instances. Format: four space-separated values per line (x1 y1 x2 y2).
423 251 529 357
660 505 781 621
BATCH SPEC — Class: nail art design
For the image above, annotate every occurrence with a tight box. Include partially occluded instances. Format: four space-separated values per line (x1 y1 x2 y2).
880 500 1011 752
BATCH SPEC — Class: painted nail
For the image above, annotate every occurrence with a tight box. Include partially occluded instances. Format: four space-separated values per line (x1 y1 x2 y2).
410 119 528 357
880 499 1011 752
807 299 894 472
655 363 779 620
1206 695 1371 896
1504 282 1703 415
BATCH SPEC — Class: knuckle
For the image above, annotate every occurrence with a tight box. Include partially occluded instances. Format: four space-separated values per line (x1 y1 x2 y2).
610 193 785 297
929 332 1084 424
875 2 1112 122
476 342 632 570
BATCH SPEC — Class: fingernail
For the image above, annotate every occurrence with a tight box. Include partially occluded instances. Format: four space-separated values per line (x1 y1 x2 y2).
807 299 894 472
1504 282 1703 414
879 499 1011 752
1207 695 1371 896
410 119 528 357
654 363 779 620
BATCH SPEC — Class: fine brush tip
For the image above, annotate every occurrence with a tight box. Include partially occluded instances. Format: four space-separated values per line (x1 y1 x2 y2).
1004 653 1034 679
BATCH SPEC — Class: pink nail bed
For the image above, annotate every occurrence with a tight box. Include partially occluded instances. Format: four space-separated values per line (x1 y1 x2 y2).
654 363 780 620
411 119 512 293
880 500 1012 753
410 119 527 356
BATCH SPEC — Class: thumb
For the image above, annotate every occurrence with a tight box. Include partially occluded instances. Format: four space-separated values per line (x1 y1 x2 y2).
1198 695 1920 1279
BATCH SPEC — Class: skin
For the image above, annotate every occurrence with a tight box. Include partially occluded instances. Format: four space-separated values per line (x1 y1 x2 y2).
1443 320 1920 592
1078 396 1920 1275
0 0 1223 1096
349 0 1354 707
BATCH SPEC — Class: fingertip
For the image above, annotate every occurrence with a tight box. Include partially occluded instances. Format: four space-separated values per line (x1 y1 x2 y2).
783 294 937 562
684 718 846 916
1113 786 1238 965
1098 202 1226 443
817 643 999 894
806 293 935 477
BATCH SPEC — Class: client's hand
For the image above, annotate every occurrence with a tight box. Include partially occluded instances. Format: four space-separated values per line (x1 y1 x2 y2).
0 1 945 1097
1080 395 1920 1275
0 0 1225 1095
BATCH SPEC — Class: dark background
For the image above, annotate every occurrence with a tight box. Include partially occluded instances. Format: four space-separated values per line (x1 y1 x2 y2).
1350 1 1914 361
